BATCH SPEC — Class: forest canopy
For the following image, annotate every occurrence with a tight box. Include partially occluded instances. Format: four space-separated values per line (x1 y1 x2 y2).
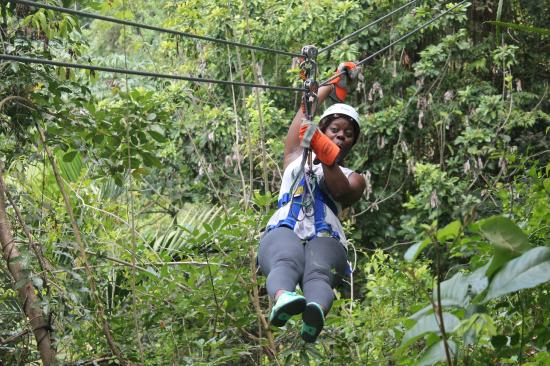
0 0 549 365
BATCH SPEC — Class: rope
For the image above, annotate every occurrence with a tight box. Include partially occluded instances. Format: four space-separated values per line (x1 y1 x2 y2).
0 54 303 92
319 0 418 54
12 0 301 57
320 0 467 86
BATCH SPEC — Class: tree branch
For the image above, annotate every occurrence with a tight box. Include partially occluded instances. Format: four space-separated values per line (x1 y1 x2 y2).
0 164 56 365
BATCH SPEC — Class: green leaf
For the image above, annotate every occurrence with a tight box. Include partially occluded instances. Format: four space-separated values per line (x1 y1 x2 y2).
55 149 83 182
406 220 460 263
479 216 530 277
145 266 160 279
63 150 78 162
401 313 460 348
36 11 48 34
437 263 490 307
436 220 461 241
484 247 550 302
479 216 529 252
140 151 161 168
495 0 504 40
31 276 44 290
417 340 457 366
410 300 457 321
147 130 167 143
438 272 470 308
411 266 490 321
491 335 508 349
404 238 431 262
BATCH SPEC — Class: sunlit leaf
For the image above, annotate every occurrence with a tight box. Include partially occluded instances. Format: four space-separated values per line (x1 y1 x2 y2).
436 220 461 241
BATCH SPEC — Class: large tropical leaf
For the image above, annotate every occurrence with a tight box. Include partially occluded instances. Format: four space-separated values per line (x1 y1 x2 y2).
401 312 460 348
484 246 550 302
417 340 457 366
436 263 489 307
411 263 489 319
55 148 83 183
150 205 225 254
410 300 457 321
478 216 530 277
404 238 430 262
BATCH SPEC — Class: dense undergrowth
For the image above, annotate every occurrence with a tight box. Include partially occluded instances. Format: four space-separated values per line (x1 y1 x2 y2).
0 0 548 365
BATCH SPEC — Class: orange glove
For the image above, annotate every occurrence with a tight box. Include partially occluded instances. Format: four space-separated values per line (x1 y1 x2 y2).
327 61 360 102
299 121 340 166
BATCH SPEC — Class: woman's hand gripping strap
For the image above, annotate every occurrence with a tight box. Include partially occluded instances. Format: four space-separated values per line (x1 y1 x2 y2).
299 120 340 166
328 61 360 102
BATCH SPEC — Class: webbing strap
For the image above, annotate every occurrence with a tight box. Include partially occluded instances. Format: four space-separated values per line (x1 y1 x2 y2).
300 120 317 148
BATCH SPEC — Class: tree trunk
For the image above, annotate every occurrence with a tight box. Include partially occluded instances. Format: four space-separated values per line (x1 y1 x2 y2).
0 166 56 365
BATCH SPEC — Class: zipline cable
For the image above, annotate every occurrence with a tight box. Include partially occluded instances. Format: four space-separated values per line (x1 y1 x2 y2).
0 54 303 92
12 0 302 57
320 0 467 86
2 1 466 93
319 0 418 54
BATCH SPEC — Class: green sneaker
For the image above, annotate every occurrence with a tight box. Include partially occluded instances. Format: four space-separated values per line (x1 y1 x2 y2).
269 292 306 327
300 302 324 343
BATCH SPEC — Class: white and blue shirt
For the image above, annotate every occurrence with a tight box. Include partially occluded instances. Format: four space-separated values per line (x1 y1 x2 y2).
266 153 353 249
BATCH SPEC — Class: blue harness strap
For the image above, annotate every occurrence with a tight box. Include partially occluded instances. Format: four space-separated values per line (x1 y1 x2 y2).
313 185 340 239
268 174 340 240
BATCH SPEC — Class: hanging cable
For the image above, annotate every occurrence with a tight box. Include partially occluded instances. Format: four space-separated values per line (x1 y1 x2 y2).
12 0 301 57
319 0 418 54
320 0 467 86
0 54 303 92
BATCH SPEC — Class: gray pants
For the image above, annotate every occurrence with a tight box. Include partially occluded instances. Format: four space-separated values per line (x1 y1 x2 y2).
258 227 348 312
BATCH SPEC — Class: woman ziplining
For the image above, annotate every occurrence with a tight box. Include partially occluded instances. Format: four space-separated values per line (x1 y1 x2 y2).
258 61 366 343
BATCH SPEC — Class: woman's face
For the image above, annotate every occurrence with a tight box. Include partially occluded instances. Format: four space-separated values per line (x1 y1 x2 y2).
323 117 356 159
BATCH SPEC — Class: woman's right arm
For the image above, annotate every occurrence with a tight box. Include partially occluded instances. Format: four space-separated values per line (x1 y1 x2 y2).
283 85 333 169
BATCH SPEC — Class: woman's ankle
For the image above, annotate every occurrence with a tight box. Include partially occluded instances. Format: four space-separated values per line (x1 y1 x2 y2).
274 289 286 301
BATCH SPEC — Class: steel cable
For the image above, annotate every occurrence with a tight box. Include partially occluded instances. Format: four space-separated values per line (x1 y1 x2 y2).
319 0 418 54
12 0 301 57
3 1 467 92
0 54 303 92
320 0 467 86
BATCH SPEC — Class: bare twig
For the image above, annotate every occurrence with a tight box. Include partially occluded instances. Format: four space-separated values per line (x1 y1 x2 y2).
353 179 406 217
0 329 30 345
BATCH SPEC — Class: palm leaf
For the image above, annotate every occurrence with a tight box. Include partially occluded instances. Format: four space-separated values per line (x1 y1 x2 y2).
486 21 550 36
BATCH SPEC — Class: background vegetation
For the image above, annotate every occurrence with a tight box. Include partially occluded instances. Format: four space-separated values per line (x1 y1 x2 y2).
0 0 548 365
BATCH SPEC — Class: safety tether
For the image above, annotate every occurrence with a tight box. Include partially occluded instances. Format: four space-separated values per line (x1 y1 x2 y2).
285 45 320 219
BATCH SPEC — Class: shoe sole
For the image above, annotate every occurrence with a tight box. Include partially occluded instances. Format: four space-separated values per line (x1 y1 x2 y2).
301 303 324 342
270 297 306 327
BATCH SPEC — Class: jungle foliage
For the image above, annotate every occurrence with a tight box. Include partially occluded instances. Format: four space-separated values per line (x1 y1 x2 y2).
0 0 549 365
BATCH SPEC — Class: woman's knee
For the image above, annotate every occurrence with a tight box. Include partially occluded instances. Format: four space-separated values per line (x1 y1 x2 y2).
303 264 337 285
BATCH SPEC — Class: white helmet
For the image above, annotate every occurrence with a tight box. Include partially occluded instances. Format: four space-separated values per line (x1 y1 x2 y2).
319 103 361 141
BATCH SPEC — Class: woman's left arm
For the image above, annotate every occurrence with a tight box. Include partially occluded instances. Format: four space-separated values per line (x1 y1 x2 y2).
322 164 366 207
